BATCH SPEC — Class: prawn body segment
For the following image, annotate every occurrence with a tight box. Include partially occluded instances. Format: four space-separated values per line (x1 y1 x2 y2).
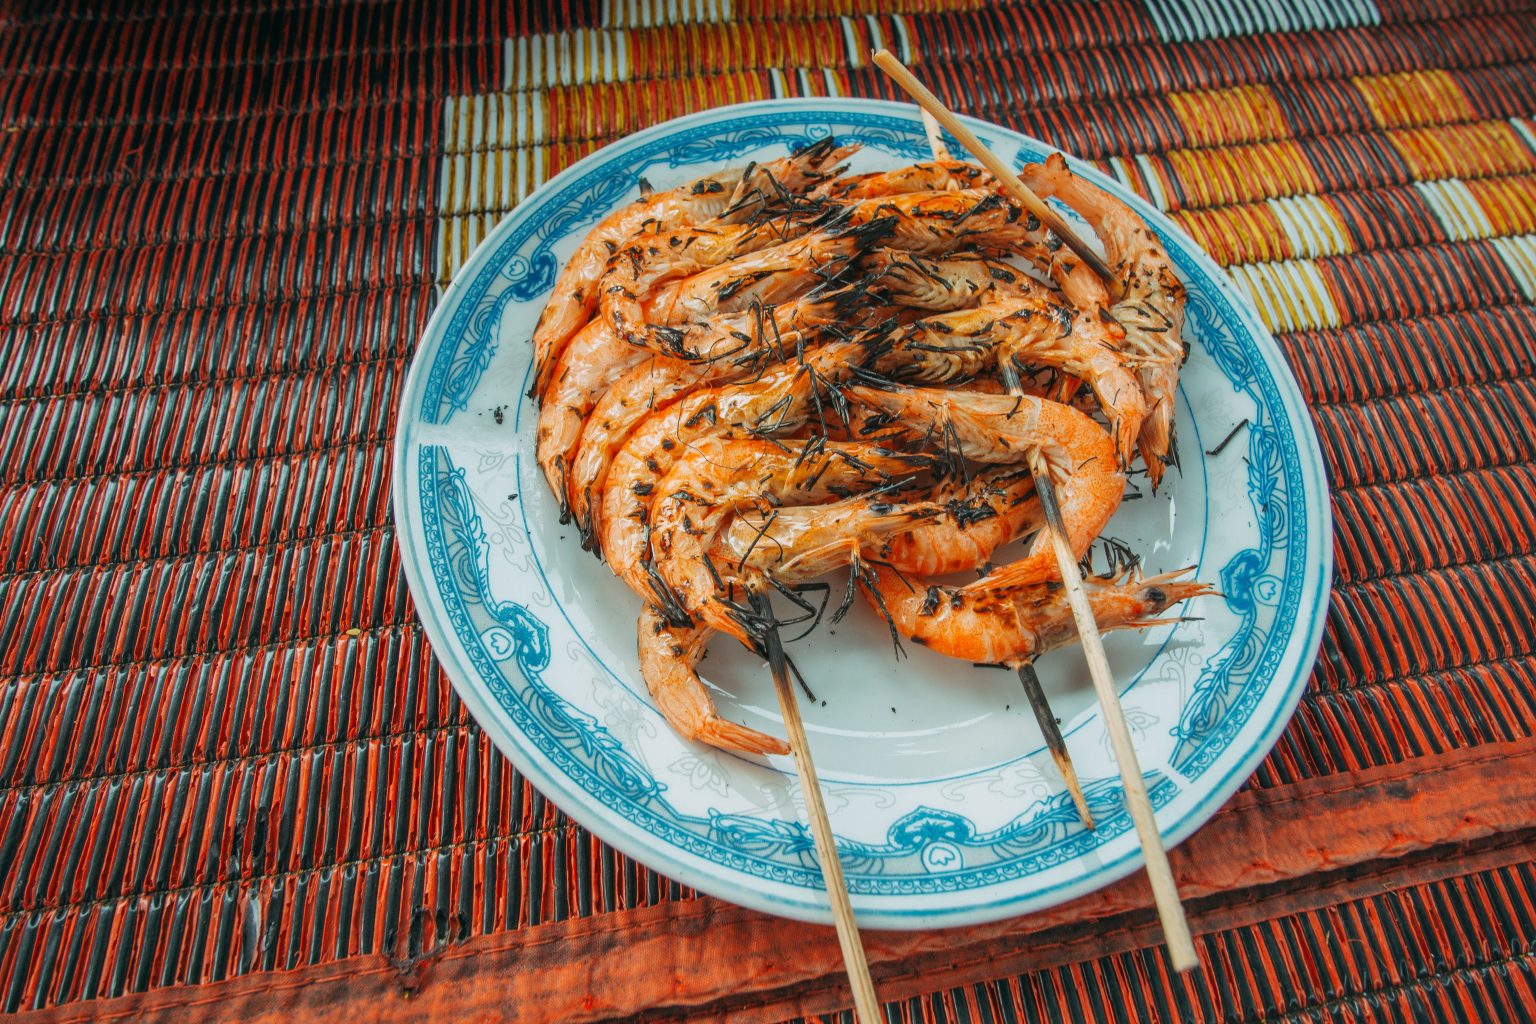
562 294 859 539
874 297 1148 467
717 495 943 582
845 386 1125 592
866 250 1052 311
597 340 869 613
811 159 994 200
844 189 1048 256
649 438 931 646
1022 153 1187 488
881 467 1042 577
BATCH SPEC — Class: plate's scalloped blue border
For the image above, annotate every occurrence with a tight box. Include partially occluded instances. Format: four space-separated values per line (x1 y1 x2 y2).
392 98 1333 927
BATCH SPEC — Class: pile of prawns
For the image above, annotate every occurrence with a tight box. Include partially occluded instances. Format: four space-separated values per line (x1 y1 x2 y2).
532 138 1212 757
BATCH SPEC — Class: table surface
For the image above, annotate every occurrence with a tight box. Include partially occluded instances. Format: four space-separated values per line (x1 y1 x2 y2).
2 1 1535 1021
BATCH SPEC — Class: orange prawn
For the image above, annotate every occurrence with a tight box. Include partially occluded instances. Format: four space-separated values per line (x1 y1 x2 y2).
1024 153 1187 486
648 437 931 646
811 159 993 201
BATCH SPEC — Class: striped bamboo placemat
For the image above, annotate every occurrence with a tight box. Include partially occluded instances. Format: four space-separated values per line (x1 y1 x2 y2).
1 1 1534 1020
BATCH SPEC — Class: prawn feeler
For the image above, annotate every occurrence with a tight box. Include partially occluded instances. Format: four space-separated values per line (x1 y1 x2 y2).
874 47 1200 975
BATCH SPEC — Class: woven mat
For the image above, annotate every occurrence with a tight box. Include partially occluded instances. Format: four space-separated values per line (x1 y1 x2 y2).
2 1 1535 1020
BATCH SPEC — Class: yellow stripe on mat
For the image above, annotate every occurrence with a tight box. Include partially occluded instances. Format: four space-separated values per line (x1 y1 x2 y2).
1164 140 1321 211
1166 85 1291 148
1491 234 1536 301
1264 195 1354 259
1387 121 1536 181
1353 70 1477 129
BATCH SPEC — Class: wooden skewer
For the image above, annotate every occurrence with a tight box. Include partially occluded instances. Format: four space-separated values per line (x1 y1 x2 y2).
1012 661 1095 829
994 370 1094 829
756 600 883 1022
916 101 1093 832
872 49 1117 286
920 107 951 161
914 98 1094 831
1029 453 1199 973
874 48 1198 972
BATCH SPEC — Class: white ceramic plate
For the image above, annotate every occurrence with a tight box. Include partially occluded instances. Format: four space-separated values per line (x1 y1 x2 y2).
393 98 1331 928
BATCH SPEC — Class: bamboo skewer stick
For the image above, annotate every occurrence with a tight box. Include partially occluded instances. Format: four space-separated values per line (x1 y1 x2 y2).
916 108 1094 832
1012 661 1095 829
1030 454 1199 973
875 47 1199 973
993 376 1095 829
872 49 1117 286
916 102 1095 832
756 600 883 1022
920 107 951 161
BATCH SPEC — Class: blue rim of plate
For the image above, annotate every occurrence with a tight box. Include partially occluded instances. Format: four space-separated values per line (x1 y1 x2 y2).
393 98 1332 928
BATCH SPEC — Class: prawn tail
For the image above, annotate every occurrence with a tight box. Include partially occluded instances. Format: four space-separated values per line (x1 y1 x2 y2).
847 213 899 251
649 658 790 756
796 281 874 325
1138 434 1168 493
774 505 940 579
1112 413 1141 471
781 138 861 193
813 211 900 258
530 353 558 403
694 716 791 757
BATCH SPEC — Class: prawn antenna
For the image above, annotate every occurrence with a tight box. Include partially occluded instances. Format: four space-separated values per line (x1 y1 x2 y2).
933 415 970 483
814 202 857 236
782 652 817 703
733 510 785 574
806 364 854 432
769 576 830 644
846 364 904 391
832 561 861 625
1094 535 1143 576
791 431 829 471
